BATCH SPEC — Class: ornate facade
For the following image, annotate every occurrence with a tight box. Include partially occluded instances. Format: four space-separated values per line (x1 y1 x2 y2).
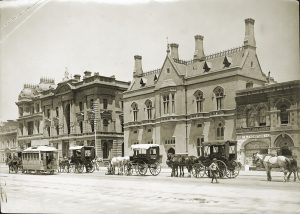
0 120 18 163
123 18 269 164
16 72 129 159
236 80 300 166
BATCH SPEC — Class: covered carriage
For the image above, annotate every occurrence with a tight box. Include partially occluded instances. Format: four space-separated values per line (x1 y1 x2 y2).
192 141 241 178
126 144 162 176
69 146 95 173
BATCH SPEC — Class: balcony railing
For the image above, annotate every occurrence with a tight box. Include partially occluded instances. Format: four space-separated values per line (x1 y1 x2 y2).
236 126 270 133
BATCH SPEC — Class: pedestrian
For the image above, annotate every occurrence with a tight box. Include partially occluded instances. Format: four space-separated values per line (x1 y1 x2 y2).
209 158 219 183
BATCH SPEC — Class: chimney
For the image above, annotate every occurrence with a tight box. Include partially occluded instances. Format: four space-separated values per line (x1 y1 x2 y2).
244 18 256 48
170 43 179 59
194 35 205 60
84 71 92 78
74 74 81 81
133 55 143 78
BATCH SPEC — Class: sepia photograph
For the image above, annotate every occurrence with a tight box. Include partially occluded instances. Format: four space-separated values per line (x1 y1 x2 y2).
0 0 299 213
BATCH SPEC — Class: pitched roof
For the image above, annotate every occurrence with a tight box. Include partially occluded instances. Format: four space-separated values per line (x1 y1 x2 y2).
127 46 248 91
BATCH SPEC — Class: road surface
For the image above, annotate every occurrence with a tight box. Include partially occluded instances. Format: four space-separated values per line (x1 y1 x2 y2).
0 166 299 214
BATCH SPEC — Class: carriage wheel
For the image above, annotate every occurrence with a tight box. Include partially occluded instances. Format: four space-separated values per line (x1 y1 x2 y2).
226 160 241 178
192 163 205 178
149 162 161 176
137 162 148 176
216 160 227 178
89 164 95 173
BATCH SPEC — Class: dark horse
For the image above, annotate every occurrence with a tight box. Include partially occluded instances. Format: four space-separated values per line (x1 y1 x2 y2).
166 153 198 177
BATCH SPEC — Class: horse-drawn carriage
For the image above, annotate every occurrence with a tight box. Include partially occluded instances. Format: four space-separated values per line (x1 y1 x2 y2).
125 144 162 176
192 141 241 179
6 151 22 174
69 146 95 173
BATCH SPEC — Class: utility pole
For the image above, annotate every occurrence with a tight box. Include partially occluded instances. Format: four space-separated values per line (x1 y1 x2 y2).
92 101 98 155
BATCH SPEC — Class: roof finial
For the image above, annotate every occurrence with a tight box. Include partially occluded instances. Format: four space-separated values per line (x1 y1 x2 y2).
166 36 170 54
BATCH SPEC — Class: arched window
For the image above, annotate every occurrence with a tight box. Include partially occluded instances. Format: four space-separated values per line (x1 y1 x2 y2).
216 123 224 140
214 87 224 110
145 100 152 120
279 104 289 124
103 119 109 132
257 107 266 126
163 95 169 114
131 103 138 121
194 90 204 112
246 109 256 127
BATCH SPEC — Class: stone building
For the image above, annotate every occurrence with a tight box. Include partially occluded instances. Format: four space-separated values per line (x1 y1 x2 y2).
16 72 129 159
0 120 18 163
123 18 269 164
236 80 300 166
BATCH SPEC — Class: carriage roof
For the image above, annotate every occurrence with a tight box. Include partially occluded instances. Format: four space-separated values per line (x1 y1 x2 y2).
131 144 160 150
23 146 57 152
201 140 237 146
69 145 95 150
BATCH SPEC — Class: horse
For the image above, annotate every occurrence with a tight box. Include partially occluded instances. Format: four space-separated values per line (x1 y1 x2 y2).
253 152 293 182
110 156 130 175
286 157 298 182
181 156 198 177
166 153 183 177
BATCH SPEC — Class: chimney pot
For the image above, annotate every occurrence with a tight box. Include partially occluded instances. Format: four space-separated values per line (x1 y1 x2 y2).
244 18 256 48
74 74 81 81
170 43 179 59
84 71 92 77
133 55 143 78
194 35 205 60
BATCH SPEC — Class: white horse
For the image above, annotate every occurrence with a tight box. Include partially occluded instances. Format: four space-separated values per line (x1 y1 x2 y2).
110 156 130 175
253 152 293 182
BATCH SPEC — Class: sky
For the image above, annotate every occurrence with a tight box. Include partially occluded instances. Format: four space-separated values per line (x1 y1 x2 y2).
0 0 299 121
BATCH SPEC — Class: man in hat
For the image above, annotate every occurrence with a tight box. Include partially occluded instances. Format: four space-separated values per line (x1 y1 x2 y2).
209 158 219 183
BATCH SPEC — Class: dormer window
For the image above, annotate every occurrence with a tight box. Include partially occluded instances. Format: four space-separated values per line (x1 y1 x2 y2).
203 61 211 72
246 81 253 88
223 56 232 67
154 74 158 82
140 78 147 87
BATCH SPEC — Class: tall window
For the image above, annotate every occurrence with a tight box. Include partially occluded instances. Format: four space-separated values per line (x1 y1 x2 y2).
258 107 266 126
27 121 33 135
171 94 175 113
56 107 59 117
246 109 256 127
103 119 108 132
196 137 204 156
36 120 40 134
132 103 138 121
56 125 59 135
79 102 83 112
19 107 23 116
214 87 224 110
279 104 289 124
19 124 23 136
163 95 169 114
35 103 40 113
79 121 83 134
194 90 204 112
216 123 224 140
103 99 108 109
145 100 152 120
46 109 51 118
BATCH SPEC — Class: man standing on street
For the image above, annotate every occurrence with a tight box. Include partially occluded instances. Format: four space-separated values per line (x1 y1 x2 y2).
209 158 219 183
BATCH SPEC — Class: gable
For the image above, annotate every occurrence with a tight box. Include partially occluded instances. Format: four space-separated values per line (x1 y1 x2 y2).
55 84 72 95
155 56 184 89
239 51 267 82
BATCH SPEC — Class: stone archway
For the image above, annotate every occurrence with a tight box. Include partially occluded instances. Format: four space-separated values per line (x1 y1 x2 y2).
243 141 269 165
274 134 294 157
167 147 175 154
